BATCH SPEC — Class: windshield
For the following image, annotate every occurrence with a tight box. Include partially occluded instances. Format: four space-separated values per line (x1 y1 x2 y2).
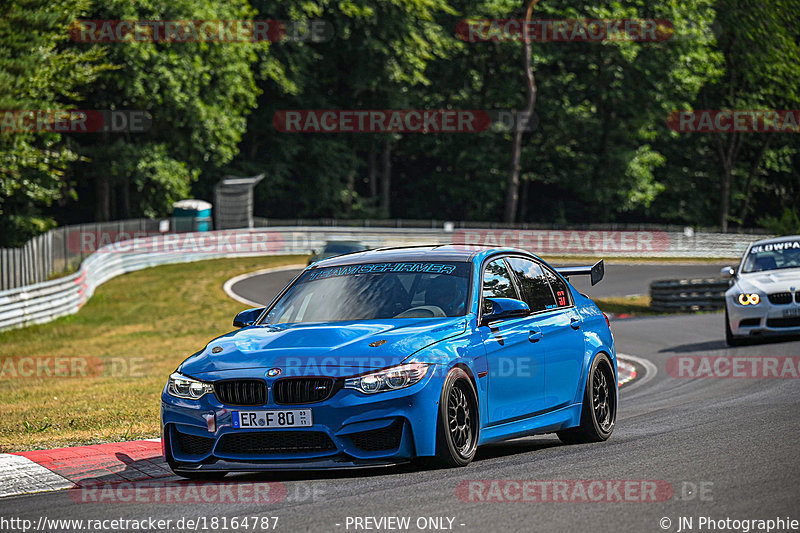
264 262 471 323
741 240 800 273
323 243 365 254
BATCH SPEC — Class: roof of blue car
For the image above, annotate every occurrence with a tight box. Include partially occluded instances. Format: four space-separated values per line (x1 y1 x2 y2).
310 244 499 267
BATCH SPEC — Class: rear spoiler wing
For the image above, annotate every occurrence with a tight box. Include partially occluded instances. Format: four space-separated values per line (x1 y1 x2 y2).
555 260 604 286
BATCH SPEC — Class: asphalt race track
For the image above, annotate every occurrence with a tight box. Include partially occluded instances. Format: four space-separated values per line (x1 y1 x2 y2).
564 263 728 298
1 267 798 533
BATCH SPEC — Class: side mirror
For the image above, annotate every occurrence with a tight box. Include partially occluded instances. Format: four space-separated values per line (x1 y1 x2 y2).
720 266 736 278
481 297 531 325
233 307 265 328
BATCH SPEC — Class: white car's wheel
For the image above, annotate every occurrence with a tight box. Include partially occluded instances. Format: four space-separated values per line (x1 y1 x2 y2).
724 309 747 346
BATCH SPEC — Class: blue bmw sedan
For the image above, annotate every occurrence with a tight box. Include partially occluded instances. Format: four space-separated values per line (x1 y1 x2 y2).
161 245 617 478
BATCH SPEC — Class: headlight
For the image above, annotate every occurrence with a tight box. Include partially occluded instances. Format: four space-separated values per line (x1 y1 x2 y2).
344 363 430 394
167 372 214 399
737 293 761 306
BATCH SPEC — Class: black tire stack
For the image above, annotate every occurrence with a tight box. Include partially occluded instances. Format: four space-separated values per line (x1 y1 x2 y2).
650 278 732 313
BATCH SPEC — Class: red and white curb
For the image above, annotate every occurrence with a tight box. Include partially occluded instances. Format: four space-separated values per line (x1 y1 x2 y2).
0 356 648 500
0 454 73 498
617 353 658 392
0 439 167 499
617 356 638 387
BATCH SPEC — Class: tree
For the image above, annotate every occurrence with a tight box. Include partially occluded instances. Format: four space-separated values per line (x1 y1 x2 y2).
694 0 800 231
504 0 540 223
68 0 262 221
0 0 107 245
4 0 795 236
400 0 721 224
233 0 457 220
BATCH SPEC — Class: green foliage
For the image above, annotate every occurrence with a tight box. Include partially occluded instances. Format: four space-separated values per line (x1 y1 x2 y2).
77 140 197 218
0 0 796 243
0 214 57 247
759 208 800 237
660 0 800 229
0 0 108 239
232 0 459 217
68 0 263 221
365 0 722 222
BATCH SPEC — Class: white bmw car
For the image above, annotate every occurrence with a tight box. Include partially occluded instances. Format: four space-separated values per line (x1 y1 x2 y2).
722 235 800 345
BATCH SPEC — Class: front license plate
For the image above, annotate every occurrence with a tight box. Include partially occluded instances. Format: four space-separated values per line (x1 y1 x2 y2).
782 308 800 317
232 409 312 429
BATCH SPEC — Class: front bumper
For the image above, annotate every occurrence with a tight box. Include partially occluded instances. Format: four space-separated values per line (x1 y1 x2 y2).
161 369 442 472
726 296 800 337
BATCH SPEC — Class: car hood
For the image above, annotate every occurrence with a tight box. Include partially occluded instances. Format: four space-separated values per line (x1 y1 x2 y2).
179 317 468 379
736 268 800 294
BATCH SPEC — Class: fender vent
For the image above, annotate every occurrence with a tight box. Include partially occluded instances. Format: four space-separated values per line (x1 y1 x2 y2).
174 430 214 456
348 420 404 452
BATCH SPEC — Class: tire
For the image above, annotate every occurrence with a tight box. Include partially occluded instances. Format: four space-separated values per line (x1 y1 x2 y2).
173 470 228 480
430 368 479 467
725 310 746 346
557 353 616 445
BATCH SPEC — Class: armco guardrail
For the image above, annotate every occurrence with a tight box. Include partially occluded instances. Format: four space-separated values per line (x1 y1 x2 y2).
650 278 732 313
0 226 762 331
450 228 763 258
0 227 440 331
2 218 771 290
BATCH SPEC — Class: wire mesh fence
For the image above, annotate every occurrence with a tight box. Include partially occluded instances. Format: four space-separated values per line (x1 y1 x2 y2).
0 219 160 290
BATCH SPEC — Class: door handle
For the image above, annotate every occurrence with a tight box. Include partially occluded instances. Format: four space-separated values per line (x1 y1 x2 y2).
570 317 581 330
528 329 543 342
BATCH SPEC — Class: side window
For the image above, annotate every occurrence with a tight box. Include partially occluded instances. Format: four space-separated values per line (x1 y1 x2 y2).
482 259 518 306
544 267 571 308
506 257 557 312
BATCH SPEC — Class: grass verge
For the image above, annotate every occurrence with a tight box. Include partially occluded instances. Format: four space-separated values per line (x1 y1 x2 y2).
0 255 305 452
594 295 659 316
